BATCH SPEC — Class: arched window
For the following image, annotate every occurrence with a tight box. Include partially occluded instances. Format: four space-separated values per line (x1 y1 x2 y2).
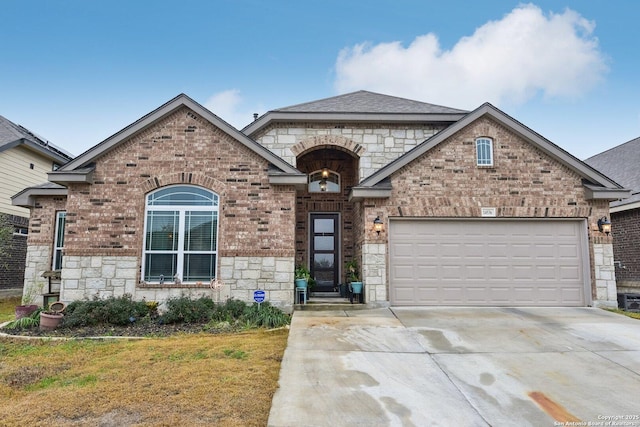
308 169 340 193
476 138 494 166
142 185 219 283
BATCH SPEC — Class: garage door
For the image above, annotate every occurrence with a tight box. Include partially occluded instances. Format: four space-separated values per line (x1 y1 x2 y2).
389 219 589 306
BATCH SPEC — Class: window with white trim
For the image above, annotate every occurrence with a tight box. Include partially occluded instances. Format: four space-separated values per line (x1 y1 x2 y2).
308 169 340 193
142 186 219 283
53 211 66 270
476 138 494 166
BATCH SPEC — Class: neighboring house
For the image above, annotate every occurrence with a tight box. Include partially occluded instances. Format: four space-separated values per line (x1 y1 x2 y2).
0 115 73 290
13 91 629 310
585 137 640 294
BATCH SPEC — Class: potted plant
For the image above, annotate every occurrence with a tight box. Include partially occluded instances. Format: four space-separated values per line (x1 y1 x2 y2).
39 301 66 331
345 259 363 294
15 284 39 319
294 265 311 288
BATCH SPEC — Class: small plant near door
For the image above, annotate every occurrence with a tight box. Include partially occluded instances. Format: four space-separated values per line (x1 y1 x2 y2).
294 265 311 288
345 259 360 282
345 259 363 295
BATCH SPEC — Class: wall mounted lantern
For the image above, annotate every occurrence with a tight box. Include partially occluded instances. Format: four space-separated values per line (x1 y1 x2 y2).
373 216 384 235
597 216 611 235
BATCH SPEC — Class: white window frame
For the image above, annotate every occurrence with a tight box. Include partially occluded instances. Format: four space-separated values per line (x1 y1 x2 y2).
476 137 494 166
142 185 219 284
53 211 66 270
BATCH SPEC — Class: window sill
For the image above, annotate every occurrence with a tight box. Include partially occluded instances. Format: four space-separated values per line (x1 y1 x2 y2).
138 282 211 289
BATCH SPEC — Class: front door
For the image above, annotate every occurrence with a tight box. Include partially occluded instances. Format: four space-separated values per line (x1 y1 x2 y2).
310 213 339 292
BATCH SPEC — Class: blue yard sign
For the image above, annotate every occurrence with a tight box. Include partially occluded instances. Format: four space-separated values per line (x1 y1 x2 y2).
253 290 266 303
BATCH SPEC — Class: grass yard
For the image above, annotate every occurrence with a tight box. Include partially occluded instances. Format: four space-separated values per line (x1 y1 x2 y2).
0 297 289 426
605 308 640 320
0 296 21 323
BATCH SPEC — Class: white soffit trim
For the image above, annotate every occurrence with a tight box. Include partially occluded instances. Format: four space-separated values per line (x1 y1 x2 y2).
12 188 68 207
583 184 631 201
611 201 640 213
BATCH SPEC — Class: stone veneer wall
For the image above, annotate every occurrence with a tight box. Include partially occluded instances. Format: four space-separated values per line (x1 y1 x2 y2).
22 245 51 304
61 256 138 302
592 243 617 307
361 243 387 306
255 123 445 180
59 255 295 310
218 256 294 309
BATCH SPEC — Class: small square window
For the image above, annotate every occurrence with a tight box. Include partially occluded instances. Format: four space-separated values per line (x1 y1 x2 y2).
476 138 493 166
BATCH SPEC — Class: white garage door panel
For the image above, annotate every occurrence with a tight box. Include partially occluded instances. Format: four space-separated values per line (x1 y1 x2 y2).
389 220 588 306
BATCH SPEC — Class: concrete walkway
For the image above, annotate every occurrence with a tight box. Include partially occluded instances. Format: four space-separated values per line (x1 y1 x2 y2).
268 307 640 426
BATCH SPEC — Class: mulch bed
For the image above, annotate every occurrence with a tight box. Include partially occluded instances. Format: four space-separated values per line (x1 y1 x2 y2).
1 321 239 338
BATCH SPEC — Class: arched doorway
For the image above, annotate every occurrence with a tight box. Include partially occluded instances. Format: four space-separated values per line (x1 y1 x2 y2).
296 147 359 293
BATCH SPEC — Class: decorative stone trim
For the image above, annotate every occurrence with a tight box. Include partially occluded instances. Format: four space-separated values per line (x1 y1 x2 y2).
291 135 366 157
361 243 387 305
593 243 617 308
56 254 296 310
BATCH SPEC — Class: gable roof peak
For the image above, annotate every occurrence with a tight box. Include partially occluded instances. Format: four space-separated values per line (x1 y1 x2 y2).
357 102 624 195
56 93 302 179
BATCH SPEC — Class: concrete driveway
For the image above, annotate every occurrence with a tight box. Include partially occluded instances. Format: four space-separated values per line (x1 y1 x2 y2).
268 307 640 426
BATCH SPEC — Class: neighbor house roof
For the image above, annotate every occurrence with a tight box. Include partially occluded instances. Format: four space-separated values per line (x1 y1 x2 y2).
351 103 630 201
0 115 73 164
585 136 640 212
52 94 306 186
243 90 468 136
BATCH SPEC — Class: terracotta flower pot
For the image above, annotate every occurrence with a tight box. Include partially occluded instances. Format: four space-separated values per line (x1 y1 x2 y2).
39 312 64 331
15 305 38 319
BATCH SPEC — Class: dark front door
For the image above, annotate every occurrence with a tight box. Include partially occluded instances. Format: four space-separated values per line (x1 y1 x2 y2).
310 213 339 292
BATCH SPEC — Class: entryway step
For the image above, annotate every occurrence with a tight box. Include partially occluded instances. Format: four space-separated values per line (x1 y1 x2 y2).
294 296 367 311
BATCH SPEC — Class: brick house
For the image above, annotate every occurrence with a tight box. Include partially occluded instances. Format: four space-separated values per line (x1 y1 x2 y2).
13 91 629 310
585 137 640 294
0 115 73 291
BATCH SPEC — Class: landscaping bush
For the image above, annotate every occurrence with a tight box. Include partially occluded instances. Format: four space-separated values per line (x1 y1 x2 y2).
160 295 216 324
210 298 248 323
63 294 151 327
242 302 290 328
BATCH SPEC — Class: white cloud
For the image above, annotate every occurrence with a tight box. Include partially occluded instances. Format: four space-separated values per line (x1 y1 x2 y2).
334 4 607 109
204 89 261 130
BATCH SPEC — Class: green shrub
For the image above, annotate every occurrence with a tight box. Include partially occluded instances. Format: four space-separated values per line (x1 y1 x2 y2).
210 298 247 323
241 302 290 328
160 296 216 324
2 307 42 330
63 295 150 327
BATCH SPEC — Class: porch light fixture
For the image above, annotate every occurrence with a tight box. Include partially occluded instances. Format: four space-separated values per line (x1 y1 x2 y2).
373 216 384 235
321 168 330 179
319 178 327 192
597 217 611 235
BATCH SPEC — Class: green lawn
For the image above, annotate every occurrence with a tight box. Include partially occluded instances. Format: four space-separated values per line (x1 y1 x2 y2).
0 295 288 426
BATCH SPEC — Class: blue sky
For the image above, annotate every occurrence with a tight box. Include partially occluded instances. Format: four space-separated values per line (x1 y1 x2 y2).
1 1 638 160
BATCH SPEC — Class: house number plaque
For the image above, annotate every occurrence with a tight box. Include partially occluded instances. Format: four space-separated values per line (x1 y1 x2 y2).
481 207 497 217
